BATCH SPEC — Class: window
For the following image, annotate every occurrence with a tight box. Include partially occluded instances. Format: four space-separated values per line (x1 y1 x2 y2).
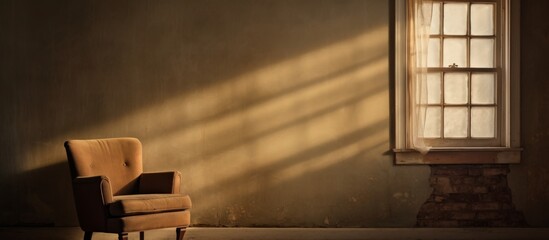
394 0 520 164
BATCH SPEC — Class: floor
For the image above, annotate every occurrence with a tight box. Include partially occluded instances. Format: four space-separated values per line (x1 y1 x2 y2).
0 227 548 240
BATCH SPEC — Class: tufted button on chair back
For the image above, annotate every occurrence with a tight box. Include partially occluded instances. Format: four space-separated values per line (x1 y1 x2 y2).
65 138 143 195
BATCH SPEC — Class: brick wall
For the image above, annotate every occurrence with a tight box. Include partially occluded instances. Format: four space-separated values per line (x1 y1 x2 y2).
416 165 527 227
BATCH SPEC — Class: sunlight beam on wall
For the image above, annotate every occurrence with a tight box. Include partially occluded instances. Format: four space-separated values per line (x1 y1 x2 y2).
21 26 388 173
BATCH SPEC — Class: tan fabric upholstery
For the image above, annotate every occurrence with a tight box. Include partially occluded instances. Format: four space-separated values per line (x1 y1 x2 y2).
65 138 143 195
64 137 191 235
139 171 181 194
109 194 192 217
107 211 191 233
71 175 113 232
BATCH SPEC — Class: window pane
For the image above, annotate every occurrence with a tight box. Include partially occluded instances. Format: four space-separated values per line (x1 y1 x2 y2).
444 3 468 35
471 73 495 104
424 107 441 138
428 38 441 67
443 38 467 68
430 3 441 35
471 107 495 138
471 38 494 68
444 107 468 138
471 4 494 36
444 73 469 104
427 73 441 104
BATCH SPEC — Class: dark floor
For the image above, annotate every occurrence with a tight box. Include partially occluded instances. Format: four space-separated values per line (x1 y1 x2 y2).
1 227 549 240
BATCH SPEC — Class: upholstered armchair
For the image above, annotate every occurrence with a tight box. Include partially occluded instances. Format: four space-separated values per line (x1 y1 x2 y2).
64 137 191 240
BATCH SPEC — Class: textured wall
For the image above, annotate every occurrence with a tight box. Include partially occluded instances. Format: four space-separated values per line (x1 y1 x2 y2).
508 0 549 227
0 0 431 227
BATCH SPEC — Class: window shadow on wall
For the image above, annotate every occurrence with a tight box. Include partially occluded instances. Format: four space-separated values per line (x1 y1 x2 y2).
0 0 400 227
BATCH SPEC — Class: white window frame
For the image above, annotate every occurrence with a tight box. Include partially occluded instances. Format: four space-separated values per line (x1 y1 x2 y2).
393 0 521 164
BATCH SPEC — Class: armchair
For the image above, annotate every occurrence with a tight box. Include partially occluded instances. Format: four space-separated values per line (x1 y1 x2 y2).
64 137 191 240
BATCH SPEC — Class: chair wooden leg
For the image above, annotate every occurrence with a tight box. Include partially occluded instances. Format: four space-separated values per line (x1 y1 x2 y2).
118 233 128 240
83 231 93 240
176 227 186 240
140 231 145 240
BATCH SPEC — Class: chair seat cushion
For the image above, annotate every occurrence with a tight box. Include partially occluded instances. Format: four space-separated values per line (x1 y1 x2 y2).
109 194 192 217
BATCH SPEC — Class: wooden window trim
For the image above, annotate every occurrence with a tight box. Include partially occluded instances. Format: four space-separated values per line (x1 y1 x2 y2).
393 0 521 164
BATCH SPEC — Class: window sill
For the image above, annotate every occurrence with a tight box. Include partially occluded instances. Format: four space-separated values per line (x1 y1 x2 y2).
393 148 522 165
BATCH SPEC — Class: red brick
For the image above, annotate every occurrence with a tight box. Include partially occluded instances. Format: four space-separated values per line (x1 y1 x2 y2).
434 195 447 202
433 168 469 176
477 176 503 185
468 169 483 176
450 176 476 185
473 186 489 193
477 211 507 220
472 202 501 211
501 203 515 210
432 176 450 184
479 193 497 202
419 202 438 212
418 211 445 220
489 185 510 192
449 211 476 220
429 177 438 185
483 167 510 176
459 220 490 227
463 177 476 184
432 220 460 227
448 193 479 202
441 203 468 211
431 177 454 193
496 193 512 202
453 185 474 193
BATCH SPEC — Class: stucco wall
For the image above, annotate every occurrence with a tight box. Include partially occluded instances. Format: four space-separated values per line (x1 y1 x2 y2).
508 0 549 227
0 0 431 227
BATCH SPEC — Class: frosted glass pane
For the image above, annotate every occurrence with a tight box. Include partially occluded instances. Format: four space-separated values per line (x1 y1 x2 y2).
424 107 441 138
471 39 494 68
430 3 441 35
428 38 440 67
444 3 468 35
427 73 441 104
471 4 494 36
471 107 495 138
471 73 495 104
444 73 469 104
443 38 467 68
444 107 468 138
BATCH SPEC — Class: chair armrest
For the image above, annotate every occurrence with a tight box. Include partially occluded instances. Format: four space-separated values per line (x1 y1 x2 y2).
73 175 114 204
72 175 113 232
139 171 181 194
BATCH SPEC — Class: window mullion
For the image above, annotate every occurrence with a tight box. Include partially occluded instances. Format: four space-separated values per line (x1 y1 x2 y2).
394 0 520 164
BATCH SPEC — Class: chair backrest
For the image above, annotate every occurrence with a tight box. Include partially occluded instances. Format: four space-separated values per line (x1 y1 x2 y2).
65 137 143 195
